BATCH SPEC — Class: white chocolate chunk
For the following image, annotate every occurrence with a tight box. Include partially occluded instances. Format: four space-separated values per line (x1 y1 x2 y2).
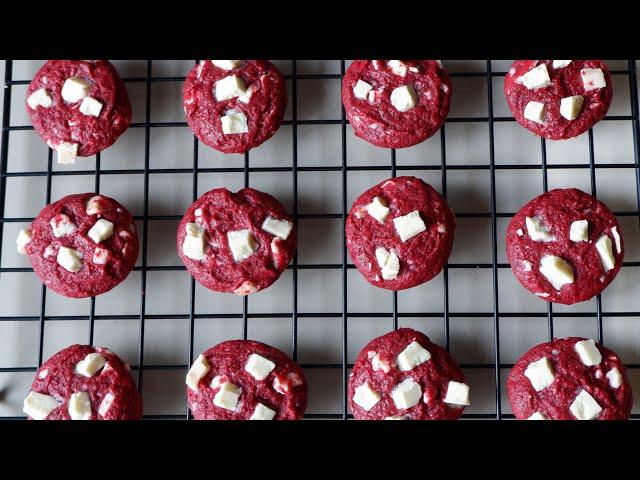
16 228 32 254
519 64 551 90
353 381 381 411
50 213 77 237
88 219 114 243
387 60 407 77
75 352 106 377
366 196 390 223
186 354 210 391
390 84 418 112
61 77 90 103
211 60 242 70
215 75 247 101
57 246 83 273
56 142 78 164
44 245 56 258
611 226 622 254
552 60 572 69
525 216 555 242
227 229 257 262
606 367 623 389
92 247 108 264
575 339 602 366
250 403 276 420
261 216 293 240
353 79 373 100
527 411 548 420
371 354 392 373
570 219 588 242
581 68 606 92
86 196 103 215
238 85 254 104
596 235 615 272
524 101 546 124
245 353 276 381
68 392 92 420
569 389 602 420
443 380 471 406
391 378 422 409
183 222 206 261
272 372 303 394
524 357 555 391
397 341 431 372
79 96 103 117
220 110 248 134
384 415 407 420
27 88 52 109
560 95 584 121
393 210 426 242
213 381 242 411
375 247 400 281
517 228 524 236
523 260 533 272
98 392 115 417
23 391 59 420
539 255 574 291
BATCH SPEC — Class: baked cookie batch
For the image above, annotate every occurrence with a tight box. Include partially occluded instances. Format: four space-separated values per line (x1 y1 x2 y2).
17 59 634 420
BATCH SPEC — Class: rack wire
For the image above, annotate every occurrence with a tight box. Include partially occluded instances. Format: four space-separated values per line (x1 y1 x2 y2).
1 60 639 420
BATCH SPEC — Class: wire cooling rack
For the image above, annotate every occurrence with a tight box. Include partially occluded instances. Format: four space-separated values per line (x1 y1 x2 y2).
1 60 639 420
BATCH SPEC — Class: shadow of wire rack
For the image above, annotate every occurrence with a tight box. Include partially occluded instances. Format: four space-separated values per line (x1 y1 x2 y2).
1 60 640 420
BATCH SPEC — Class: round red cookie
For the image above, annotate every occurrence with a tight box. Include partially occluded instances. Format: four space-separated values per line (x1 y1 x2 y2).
342 60 451 149
183 60 287 154
26 60 131 162
346 176 455 290
177 187 295 295
186 340 307 420
506 188 623 304
348 328 468 420
23 344 142 420
19 193 139 298
507 337 632 420
504 60 612 140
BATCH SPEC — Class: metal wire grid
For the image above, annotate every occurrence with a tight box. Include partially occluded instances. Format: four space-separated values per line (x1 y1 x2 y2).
1 59 639 420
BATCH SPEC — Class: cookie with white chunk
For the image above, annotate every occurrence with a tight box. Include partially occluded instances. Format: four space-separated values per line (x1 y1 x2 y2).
342 60 451 148
504 60 612 140
349 328 468 420
26 60 131 164
18 193 139 298
177 187 295 295
506 188 623 304
183 60 287 154
24 344 142 420
346 176 455 290
507 337 632 420
186 340 307 420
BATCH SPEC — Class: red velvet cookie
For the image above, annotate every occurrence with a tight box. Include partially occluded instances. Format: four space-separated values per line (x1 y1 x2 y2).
17 193 139 298
504 60 612 140
186 340 307 420
342 60 451 148
506 188 623 304
183 60 287 154
26 60 131 164
177 187 295 295
348 328 468 420
507 337 632 420
23 344 142 420
346 176 455 290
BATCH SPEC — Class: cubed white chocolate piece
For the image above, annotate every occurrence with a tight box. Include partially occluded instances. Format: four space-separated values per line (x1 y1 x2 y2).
596 235 615 272
23 391 59 420
27 88 52 109
44 245 56 258
375 247 400 281
560 95 584 121
524 357 555 391
519 64 551 90
92 247 109 264
569 389 602 420
575 339 602 366
391 378 422 409
384 415 407 420
581 68 606 92
57 246 83 273
539 255 574 291
250 402 276 420
393 210 426 242
371 353 392 373
527 411 548 420
213 381 242 411
606 367 623 389
552 60 572 69
367 196 390 223
16 228 32 254
397 341 431 371
56 142 78 165
86 195 103 215
50 213 77 238
569 219 588 242
523 260 533 272
61 77 90 103
79 96 103 117
353 79 373 100
611 226 622 254
227 229 257 262
186 354 210 391
88 219 114 243
220 109 248 134
211 60 242 70
98 392 115 417
525 216 555 242
238 85 254 104
523 101 546 124
353 381 381 411
443 380 470 406
387 60 407 77
245 353 276 381
183 222 206 261
215 75 247 101
75 352 106 377
261 216 293 240
390 84 418 113
68 392 92 420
